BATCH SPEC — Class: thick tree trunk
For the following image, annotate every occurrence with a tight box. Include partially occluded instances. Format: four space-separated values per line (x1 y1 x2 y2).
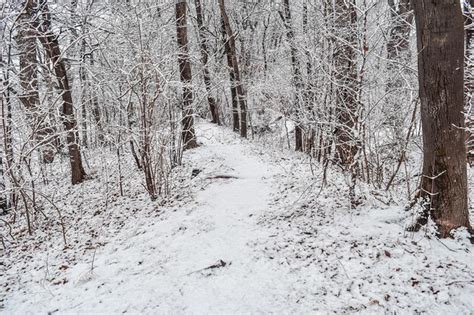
219 0 247 138
280 0 304 152
465 1 474 162
413 0 472 237
38 0 86 185
176 0 198 150
194 0 220 125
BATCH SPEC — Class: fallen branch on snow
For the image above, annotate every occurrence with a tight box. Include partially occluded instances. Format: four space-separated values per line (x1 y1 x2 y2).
205 175 239 180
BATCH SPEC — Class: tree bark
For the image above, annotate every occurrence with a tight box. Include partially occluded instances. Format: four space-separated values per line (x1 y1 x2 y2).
219 0 247 138
465 0 474 162
38 0 86 185
176 0 198 150
387 0 413 60
221 20 240 132
0 64 7 212
332 0 359 167
385 0 414 160
16 0 56 163
79 38 88 147
302 0 316 155
280 0 304 152
194 0 220 125
0 37 15 210
86 50 104 146
413 0 472 237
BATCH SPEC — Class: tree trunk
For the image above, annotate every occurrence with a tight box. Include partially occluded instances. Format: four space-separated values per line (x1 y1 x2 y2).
280 0 304 152
1 41 15 210
79 38 88 147
221 20 240 132
126 101 142 170
303 1 316 155
385 0 414 160
387 0 413 60
219 0 247 138
88 50 104 146
0 67 7 212
262 14 270 75
176 0 198 150
16 0 56 163
465 0 474 162
194 0 220 125
413 0 472 237
38 0 86 185
332 0 359 167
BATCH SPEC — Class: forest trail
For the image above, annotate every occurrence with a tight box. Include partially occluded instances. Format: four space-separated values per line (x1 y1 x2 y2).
4 122 299 313
4 122 474 314
2 0 474 312
138 123 298 313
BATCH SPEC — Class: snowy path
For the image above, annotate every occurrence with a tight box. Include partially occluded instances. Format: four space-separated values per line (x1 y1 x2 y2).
4 122 474 314
4 123 299 313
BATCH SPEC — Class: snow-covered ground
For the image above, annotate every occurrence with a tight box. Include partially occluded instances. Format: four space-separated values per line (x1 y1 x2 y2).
1 122 474 313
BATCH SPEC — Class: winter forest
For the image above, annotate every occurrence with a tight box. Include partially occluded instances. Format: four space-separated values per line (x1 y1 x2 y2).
1 0 474 313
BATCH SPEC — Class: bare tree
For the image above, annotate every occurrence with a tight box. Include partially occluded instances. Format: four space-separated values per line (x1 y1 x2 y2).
384 0 414 157
332 0 359 168
412 0 472 237
37 0 86 184
16 0 56 163
0 15 14 211
194 0 220 125
0 65 6 213
279 0 304 151
221 19 240 132
387 0 413 60
176 0 198 150
324 0 361 206
219 0 248 138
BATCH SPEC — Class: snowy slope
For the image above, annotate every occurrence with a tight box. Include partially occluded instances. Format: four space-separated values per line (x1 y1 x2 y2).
2 122 474 314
